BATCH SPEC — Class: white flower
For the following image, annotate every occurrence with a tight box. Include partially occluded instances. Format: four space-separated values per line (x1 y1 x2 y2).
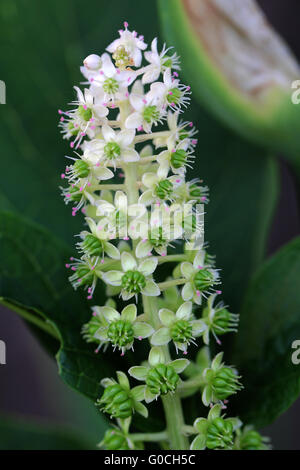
148 69 191 112
59 87 108 148
151 302 206 353
89 53 136 103
135 204 183 258
96 190 146 240
102 252 160 301
78 217 121 260
139 165 183 206
157 139 194 175
181 251 221 305
63 155 114 186
107 24 147 68
142 38 181 84
125 91 166 133
83 124 139 168
94 303 154 354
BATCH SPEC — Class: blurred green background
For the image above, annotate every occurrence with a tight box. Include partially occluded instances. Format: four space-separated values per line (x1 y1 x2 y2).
0 0 300 449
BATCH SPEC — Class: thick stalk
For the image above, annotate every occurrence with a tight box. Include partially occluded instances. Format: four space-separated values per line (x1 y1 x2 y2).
123 160 189 450
142 295 189 450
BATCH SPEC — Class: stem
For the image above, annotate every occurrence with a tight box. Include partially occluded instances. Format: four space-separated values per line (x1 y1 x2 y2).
158 278 186 290
123 146 189 450
134 130 171 143
0 298 60 341
96 184 125 191
142 296 189 450
158 254 187 265
130 431 168 442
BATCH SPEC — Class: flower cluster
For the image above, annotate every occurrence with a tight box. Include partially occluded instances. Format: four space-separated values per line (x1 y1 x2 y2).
59 23 269 451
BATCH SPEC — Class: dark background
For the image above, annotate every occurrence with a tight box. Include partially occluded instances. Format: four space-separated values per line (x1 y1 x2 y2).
0 0 300 449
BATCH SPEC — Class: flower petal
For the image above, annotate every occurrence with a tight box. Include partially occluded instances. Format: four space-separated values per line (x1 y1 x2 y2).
116 370 130 390
102 124 116 142
101 306 120 322
139 257 158 276
102 270 123 286
131 384 146 402
134 401 148 418
150 327 171 346
142 172 158 189
190 434 206 451
149 346 165 366
142 280 160 297
121 251 137 271
158 308 176 327
133 322 154 339
170 358 190 374
128 366 148 381
181 282 194 301
122 148 140 162
192 320 207 337
136 239 153 258
176 301 192 320
139 189 154 206
125 112 143 129
104 242 120 260
145 387 157 403
181 262 194 279
121 304 137 323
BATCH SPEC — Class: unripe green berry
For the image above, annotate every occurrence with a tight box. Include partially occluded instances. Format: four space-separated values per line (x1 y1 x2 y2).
170 319 193 344
146 364 179 396
102 429 130 450
212 367 242 400
107 320 134 348
206 417 233 449
98 384 133 419
240 430 266 450
75 264 94 286
121 270 146 294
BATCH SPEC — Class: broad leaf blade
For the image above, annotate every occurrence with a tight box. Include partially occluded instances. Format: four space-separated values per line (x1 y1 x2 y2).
231 236 300 427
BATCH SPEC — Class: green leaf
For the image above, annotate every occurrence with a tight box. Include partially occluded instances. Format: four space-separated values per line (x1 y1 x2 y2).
0 211 123 401
158 0 300 162
231 237 300 427
0 414 94 450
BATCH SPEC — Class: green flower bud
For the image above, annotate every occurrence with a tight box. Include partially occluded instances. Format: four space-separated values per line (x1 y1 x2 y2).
146 364 179 396
103 78 119 94
212 367 242 400
104 142 121 160
78 105 92 122
98 383 133 419
155 179 173 200
107 320 134 348
143 105 160 124
170 149 187 169
206 417 233 450
194 268 216 291
170 319 193 344
121 270 146 294
73 159 90 178
102 428 130 450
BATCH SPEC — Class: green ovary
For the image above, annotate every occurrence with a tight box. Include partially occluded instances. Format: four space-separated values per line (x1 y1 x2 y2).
206 418 233 449
121 270 146 294
104 142 121 160
149 226 166 248
194 269 215 291
73 159 90 178
99 384 133 419
170 149 187 169
143 105 160 123
82 234 103 257
107 320 134 348
78 105 92 121
167 88 182 105
155 179 173 200
103 78 119 94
